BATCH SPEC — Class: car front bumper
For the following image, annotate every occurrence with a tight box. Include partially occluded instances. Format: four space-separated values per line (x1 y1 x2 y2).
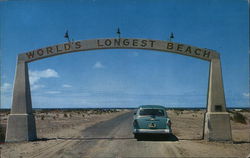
133 129 171 134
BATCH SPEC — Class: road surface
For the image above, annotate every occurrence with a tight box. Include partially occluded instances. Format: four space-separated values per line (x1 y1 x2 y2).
30 111 184 157
3 111 249 157
79 111 181 157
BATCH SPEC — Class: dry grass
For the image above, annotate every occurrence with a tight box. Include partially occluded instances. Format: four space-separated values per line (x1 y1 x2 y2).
232 112 247 124
0 124 5 143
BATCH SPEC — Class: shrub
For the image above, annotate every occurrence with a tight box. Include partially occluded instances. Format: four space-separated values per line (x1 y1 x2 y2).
230 116 233 120
41 115 45 120
64 113 68 118
240 109 250 112
0 125 5 143
233 112 247 124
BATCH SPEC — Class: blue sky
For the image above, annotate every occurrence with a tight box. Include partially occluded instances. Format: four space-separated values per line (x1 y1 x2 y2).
0 0 249 108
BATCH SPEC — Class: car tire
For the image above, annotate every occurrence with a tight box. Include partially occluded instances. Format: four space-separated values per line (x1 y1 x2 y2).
134 133 138 139
134 133 140 139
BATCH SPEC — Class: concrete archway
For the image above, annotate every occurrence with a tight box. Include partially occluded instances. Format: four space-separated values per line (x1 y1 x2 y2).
5 38 232 142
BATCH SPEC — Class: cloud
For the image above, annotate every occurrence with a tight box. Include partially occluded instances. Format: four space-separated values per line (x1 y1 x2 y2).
62 84 72 88
1 83 12 92
29 69 59 85
132 51 139 56
243 92 250 97
127 51 139 57
46 91 61 94
31 84 45 90
29 69 59 90
1 94 12 108
93 61 105 69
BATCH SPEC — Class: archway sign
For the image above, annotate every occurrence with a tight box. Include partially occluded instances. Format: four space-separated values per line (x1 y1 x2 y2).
6 38 232 142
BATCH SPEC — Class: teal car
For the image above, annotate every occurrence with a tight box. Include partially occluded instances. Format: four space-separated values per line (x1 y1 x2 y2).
133 105 172 139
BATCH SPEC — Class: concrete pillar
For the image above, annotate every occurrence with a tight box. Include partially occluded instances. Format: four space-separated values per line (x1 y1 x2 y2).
204 56 232 141
5 56 37 142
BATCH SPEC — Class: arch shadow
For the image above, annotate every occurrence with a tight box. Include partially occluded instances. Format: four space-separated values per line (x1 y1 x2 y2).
37 137 135 141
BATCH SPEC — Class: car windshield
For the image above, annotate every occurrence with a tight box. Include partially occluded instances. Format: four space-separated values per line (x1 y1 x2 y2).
139 108 165 116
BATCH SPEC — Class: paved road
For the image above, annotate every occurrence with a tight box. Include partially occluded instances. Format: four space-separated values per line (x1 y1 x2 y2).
4 111 249 158
59 111 182 157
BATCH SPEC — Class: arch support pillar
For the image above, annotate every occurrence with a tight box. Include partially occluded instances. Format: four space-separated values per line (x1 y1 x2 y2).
5 57 37 142
204 57 232 141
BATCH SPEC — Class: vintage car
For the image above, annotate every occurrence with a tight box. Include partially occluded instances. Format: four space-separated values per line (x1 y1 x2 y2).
133 105 172 139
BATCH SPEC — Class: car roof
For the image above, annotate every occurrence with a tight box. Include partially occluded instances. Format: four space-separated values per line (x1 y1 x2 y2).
139 105 166 109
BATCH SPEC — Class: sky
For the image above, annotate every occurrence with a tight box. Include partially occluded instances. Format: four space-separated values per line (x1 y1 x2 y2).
0 0 249 109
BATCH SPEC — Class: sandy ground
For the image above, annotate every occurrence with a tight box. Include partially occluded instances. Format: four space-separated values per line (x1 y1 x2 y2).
0 109 126 157
0 109 249 158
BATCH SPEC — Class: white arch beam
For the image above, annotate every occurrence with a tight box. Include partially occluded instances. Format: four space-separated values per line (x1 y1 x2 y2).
18 38 219 62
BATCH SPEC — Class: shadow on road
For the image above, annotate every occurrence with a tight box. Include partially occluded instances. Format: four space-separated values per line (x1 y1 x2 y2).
233 141 250 144
178 138 203 141
36 134 179 142
36 137 135 141
36 137 250 144
136 134 179 141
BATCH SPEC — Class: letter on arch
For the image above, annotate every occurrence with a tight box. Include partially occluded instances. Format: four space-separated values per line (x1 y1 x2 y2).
26 51 35 59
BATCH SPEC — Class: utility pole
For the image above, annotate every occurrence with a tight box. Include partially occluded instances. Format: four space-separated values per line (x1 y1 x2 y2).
117 27 121 38
169 32 174 42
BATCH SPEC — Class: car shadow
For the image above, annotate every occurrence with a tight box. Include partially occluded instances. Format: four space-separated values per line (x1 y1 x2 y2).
136 133 179 141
